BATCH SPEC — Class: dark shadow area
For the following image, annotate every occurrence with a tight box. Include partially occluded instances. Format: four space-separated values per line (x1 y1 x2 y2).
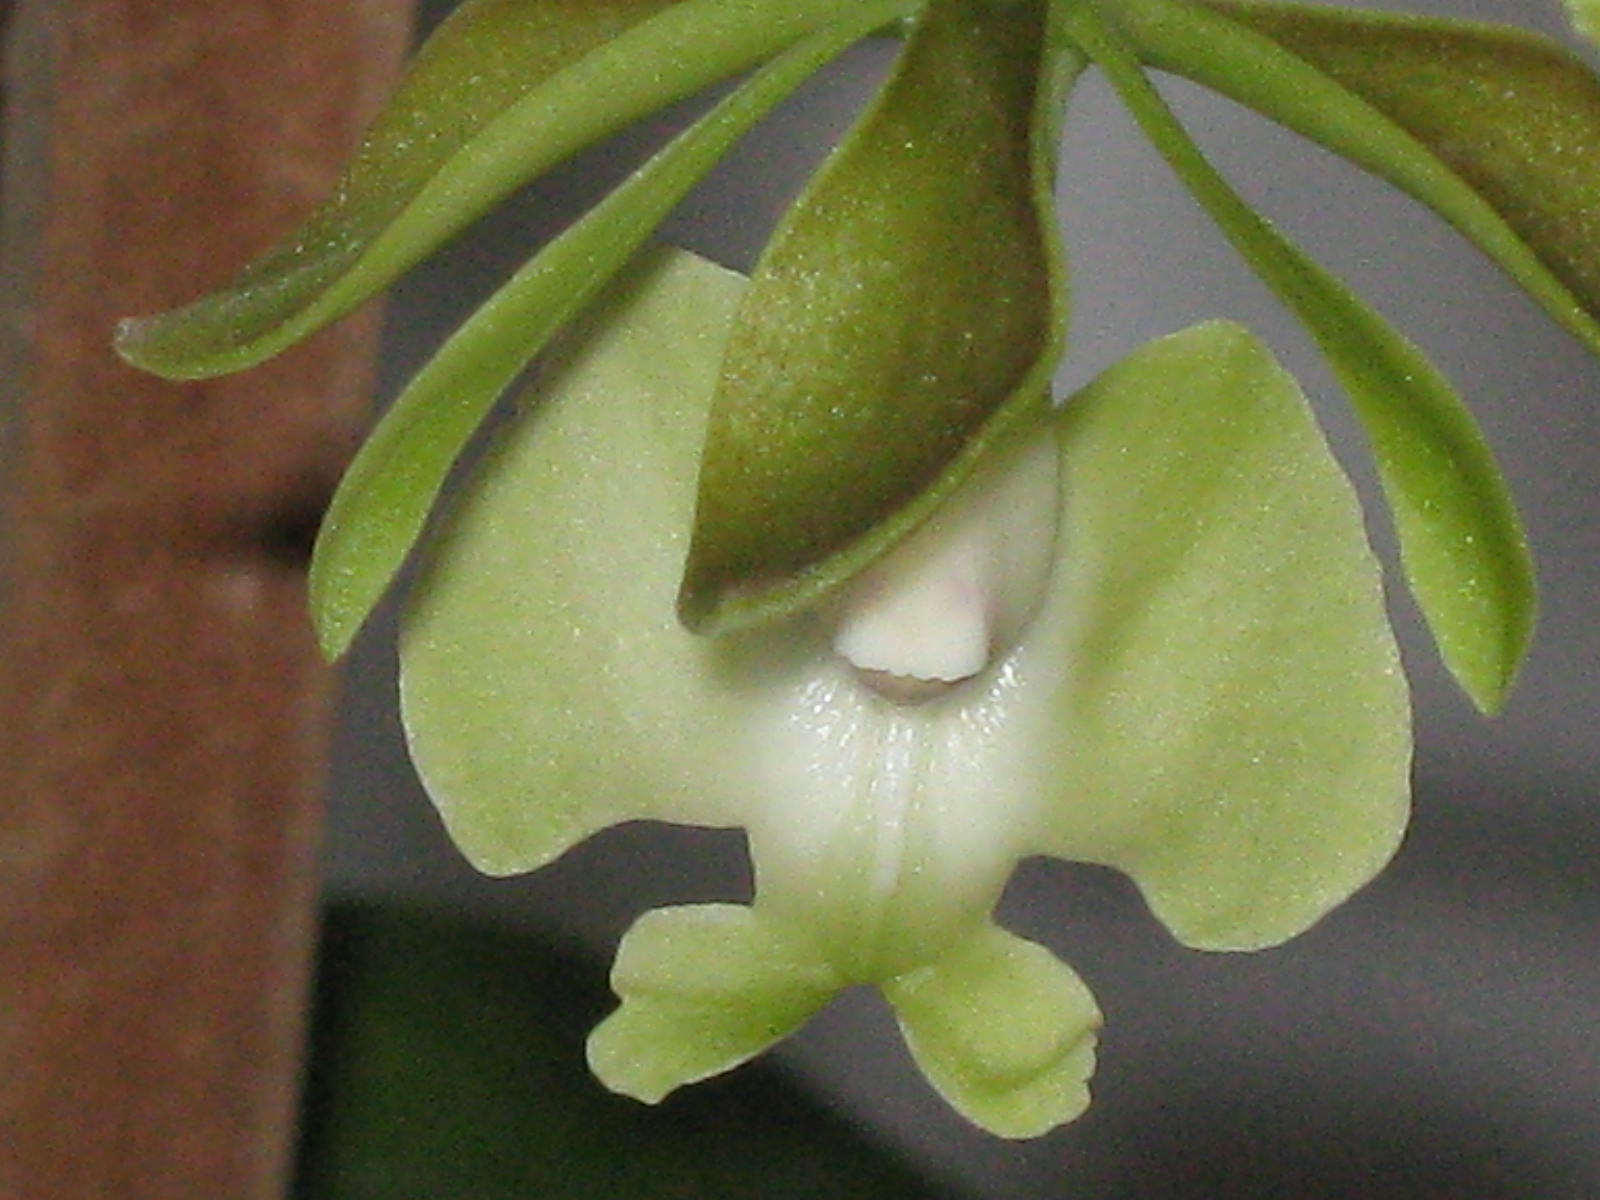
1072 1073 1574 1200
295 901 967 1200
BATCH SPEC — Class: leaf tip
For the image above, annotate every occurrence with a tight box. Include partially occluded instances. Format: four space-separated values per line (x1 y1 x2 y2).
1427 529 1536 717
312 609 357 665
1454 614 1534 718
307 550 363 664
112 303 236 382
111 312 165 375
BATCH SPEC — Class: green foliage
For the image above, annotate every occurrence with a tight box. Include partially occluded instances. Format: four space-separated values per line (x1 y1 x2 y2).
116 0 911 378
1069 0 1535 712
307 6 908 659
1119 0 1600 356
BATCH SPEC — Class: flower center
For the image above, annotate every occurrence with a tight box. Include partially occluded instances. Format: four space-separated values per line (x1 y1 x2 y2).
831 430 1061 703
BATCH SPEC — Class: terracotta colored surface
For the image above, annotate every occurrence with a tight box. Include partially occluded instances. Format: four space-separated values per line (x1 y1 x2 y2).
0 2 412 1195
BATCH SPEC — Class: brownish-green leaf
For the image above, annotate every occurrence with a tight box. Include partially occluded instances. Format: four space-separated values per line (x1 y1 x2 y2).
1120 0 1600 353
116 0 888 379
679 0 1086 633
1069 0 1534 713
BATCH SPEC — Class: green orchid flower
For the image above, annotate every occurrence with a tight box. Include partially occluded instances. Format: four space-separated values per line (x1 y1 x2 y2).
113 0 1600 1140
399 246 1410 1137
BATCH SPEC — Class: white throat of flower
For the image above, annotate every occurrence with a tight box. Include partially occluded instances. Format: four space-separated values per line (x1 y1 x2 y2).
832 432 1062 705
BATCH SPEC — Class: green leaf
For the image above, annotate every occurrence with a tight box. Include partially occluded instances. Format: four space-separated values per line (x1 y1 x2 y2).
1027 321 1411 949
115 0 914 379
1066 2 1534 714
308 10 903 660
678 0 1087 634
1112 0 1600 357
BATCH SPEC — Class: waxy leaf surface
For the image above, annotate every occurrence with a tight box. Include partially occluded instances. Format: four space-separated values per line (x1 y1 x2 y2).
679 0 1084 633
1069 2 1535 714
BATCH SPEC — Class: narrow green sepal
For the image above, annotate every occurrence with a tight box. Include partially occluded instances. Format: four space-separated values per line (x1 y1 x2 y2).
115 0 909 380
308 10 903 660
1068 1 1535 714
115 0 671 378
679 0 1087 634
1128 0 1600 352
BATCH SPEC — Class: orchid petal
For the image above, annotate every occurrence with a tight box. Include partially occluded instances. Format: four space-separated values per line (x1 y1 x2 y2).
1026 321 1412 949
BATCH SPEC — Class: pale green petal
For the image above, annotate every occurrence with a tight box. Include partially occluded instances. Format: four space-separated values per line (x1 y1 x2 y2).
398 246 1057 951
398 248 796 873
587 905 842 1103
884 926 1099 1139
1024 321 1412 950
1067 0 1533 716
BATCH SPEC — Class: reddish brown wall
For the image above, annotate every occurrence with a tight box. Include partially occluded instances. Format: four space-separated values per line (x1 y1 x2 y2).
0 3 413 1195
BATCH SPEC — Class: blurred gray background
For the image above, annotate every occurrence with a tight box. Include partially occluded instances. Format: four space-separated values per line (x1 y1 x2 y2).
323 2 1600 1195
